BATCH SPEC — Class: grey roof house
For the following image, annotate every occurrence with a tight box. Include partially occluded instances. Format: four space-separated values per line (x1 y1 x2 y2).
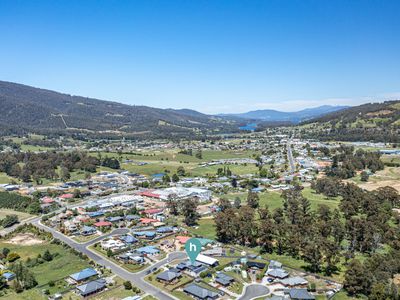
284 288 315 300
76 279 106 297
183 283 219 300
156 268 182 282
215 273 234 286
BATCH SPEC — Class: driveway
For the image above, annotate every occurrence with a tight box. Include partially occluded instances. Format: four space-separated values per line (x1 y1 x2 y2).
238 284 270 300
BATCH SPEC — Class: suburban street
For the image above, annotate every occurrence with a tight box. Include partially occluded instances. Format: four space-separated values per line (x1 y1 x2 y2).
30 217 184 300
287 139 295 174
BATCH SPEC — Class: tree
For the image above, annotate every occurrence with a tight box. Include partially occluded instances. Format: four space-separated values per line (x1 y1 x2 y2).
2 247 10 257
162 174 171 184
236 206 256 246
180 197 200 226
177 166 186 176
10 261 37 290
42 250 53 262
360 171 369 182
123 281 132 290
258 206 275 253
1 214 18 228
172 174 179 182
233 197 241 209
231 178 237 188
218 198 232 212
195 149 203 159
107 249 113 257
60 166 70 182
166 197 179 216
7 252 20 262
247 191 259 209
343 259 372 296
215 208 238 243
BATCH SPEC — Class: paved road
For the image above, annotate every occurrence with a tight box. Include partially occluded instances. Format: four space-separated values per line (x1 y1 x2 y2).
31 218 184 300
238 284 270 300
287 140 295 174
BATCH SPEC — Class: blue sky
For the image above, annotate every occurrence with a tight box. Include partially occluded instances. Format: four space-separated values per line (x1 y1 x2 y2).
1 0 399 113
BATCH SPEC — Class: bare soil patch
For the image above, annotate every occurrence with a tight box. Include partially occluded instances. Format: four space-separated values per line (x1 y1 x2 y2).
5 233 44 246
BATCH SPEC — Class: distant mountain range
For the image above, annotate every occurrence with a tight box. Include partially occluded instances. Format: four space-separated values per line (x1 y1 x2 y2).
0 81 237 139
1 80 397 141
220 105 349 123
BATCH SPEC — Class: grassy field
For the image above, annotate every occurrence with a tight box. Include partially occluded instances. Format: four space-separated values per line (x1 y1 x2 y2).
187 217 216 240
0 240 90 286
0 235 91 300
0 172 18 184
0 209 33 222
225 188 341 211
113 149 260 177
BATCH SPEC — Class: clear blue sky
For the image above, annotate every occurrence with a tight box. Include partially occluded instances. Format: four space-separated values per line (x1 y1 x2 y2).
1 0 399 113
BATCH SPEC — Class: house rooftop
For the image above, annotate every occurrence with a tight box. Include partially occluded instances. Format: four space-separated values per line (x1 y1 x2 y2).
76 279 106 296
285 288 315 299
70 268 98 282
183 283 219 300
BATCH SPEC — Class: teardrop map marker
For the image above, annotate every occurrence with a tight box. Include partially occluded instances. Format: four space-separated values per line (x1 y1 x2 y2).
185 238 202 263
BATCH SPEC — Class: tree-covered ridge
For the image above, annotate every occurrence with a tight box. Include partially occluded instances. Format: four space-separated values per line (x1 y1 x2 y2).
0 81 238 139
300 100 400 142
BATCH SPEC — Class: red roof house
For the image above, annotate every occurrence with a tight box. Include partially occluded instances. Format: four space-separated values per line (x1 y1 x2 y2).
140 218 158 224
176 236 191 244
143 208 163 217
41 196 55 204
94 221 112 227
139 191 161 199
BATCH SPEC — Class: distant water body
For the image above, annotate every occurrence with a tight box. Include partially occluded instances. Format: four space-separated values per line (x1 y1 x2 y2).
239 123 257 131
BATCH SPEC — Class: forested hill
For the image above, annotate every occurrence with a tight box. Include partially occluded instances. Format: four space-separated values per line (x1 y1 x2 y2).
300 101 400 142
0 81 238 139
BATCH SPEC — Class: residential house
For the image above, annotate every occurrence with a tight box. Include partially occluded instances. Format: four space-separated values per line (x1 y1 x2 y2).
94 221 112 228
76 279 106 297
280 277 308 288
183 283 219 300
81 226 97 236
156 268 182 283
132 231 157 239
196 254 219 267
134 246 160 256
69 268 98 283
267 268 289 279
284 288 315 300
215 273 234 287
